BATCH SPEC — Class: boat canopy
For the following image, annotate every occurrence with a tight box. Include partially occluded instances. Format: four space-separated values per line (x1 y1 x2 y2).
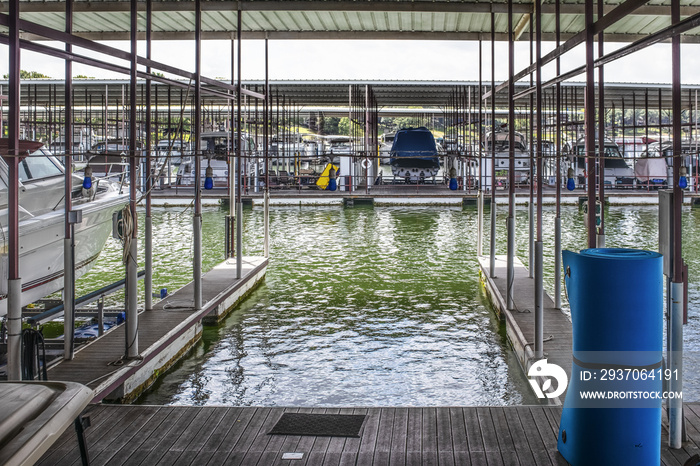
390 127 438 158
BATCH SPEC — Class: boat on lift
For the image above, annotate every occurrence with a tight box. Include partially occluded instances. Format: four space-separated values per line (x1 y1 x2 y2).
569 137 635 188
486 130 530 187
389 127 441 183
0 140 129 316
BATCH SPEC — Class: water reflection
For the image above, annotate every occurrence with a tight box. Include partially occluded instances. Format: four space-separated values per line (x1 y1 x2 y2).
73 204 699 406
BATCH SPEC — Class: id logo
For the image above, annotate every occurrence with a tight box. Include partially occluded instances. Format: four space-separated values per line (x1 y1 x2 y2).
528 359 569 399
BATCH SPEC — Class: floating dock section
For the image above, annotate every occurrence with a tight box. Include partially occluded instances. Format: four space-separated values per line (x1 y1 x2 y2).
478 255 572 404
47 256 268 403
37 404 700 465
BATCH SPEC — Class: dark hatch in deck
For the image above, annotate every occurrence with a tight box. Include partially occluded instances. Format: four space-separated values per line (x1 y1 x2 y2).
268 413 366 437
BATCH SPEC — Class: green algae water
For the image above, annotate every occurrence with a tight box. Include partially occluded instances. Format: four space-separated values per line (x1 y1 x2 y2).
74 203 699 406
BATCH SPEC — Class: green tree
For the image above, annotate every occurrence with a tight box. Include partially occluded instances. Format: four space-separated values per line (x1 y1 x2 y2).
3 70 51 79
337 117 350 135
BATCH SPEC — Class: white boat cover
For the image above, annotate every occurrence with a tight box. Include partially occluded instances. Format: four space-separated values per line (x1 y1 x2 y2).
0 381 92 466
634 157 667 182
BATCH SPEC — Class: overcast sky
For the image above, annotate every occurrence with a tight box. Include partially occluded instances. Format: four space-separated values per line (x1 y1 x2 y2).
2 39 700 86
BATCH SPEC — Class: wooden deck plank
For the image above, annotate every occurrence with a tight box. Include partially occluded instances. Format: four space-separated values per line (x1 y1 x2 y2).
436 406 453 456
229 407 274 464
405 408 422 456
88 405 162 466
529 406 559 450
338 452 358 466
422 408 438 453
476 407 499 452
515 407 552 466
448 407 469 453
321 451 342 466
358 408 381 455
489 407 516 465
464 407 484 453
154 406 220 466
134 407 207 466
104 407 176 465
502 405 537 466
389 407 408 462
375 408 394 454
204 407 258 466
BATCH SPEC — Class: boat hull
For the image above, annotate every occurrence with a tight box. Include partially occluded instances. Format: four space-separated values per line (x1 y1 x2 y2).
0 188 128 316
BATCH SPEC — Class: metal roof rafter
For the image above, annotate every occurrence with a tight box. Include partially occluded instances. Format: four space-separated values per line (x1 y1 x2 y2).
483 0 652 100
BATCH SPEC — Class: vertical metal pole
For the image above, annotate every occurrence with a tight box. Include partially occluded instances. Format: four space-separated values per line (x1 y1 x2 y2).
264 37 270 259
6 0 21 380
489 12 497 279
145 0 153 311
596 0 606 248
236 8 243 279
63 0 75 360
534 0 544 359
585 0 597 248
126 0 139 357
669 0 684 449
507 0 516 310
554 0 563 310
227 35 235 258
529 19 535 280
477 39 484 257
193 0 202 310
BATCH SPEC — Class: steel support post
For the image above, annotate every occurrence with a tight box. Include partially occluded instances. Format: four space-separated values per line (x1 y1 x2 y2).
554 0 563 309
126 0 139 358
585 0 597 248
193 0 202 310
669 0 684 449
144 0 153 311
489 12 497 279
596 0 606 248
63 0 75 360
236 9 243 279
478 39 484 258
534 0 544 359
507 0 516 310
264 37 270 258
529 24 535 280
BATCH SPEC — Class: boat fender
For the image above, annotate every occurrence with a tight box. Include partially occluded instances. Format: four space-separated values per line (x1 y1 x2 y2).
449 167 458 191
327 166 337 191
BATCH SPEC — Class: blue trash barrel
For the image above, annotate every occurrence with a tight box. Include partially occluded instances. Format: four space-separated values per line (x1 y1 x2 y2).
558 248 663 466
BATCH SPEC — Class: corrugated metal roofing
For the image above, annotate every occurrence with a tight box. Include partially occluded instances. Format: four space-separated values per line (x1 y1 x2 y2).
4 0 700 43
6 79 699 108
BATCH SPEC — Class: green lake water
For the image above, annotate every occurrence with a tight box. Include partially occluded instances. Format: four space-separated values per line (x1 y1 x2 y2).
73 203 699 406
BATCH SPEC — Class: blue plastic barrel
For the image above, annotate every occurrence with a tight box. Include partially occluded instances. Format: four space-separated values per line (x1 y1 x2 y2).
558 248 663 466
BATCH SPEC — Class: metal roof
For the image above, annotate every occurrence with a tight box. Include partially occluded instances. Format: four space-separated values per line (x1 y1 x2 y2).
3 0 700 43
6 79 700 109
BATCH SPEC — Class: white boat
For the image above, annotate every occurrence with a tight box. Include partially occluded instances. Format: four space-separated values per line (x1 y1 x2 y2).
486 130 530 186
0 140 129 316
569 137 635 188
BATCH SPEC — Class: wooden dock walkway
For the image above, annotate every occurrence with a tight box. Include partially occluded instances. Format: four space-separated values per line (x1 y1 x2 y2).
478 255 573 404
37 403 700 465
47 256 268 403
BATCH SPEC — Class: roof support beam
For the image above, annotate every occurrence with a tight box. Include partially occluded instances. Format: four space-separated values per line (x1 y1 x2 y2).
0 1 532 14
15 29 700 43
6 0 698 16
483 0 652 100
511 10 700 100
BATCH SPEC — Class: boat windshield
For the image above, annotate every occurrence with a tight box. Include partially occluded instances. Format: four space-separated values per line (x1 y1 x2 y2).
19 150 63 182
575 144 623 158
